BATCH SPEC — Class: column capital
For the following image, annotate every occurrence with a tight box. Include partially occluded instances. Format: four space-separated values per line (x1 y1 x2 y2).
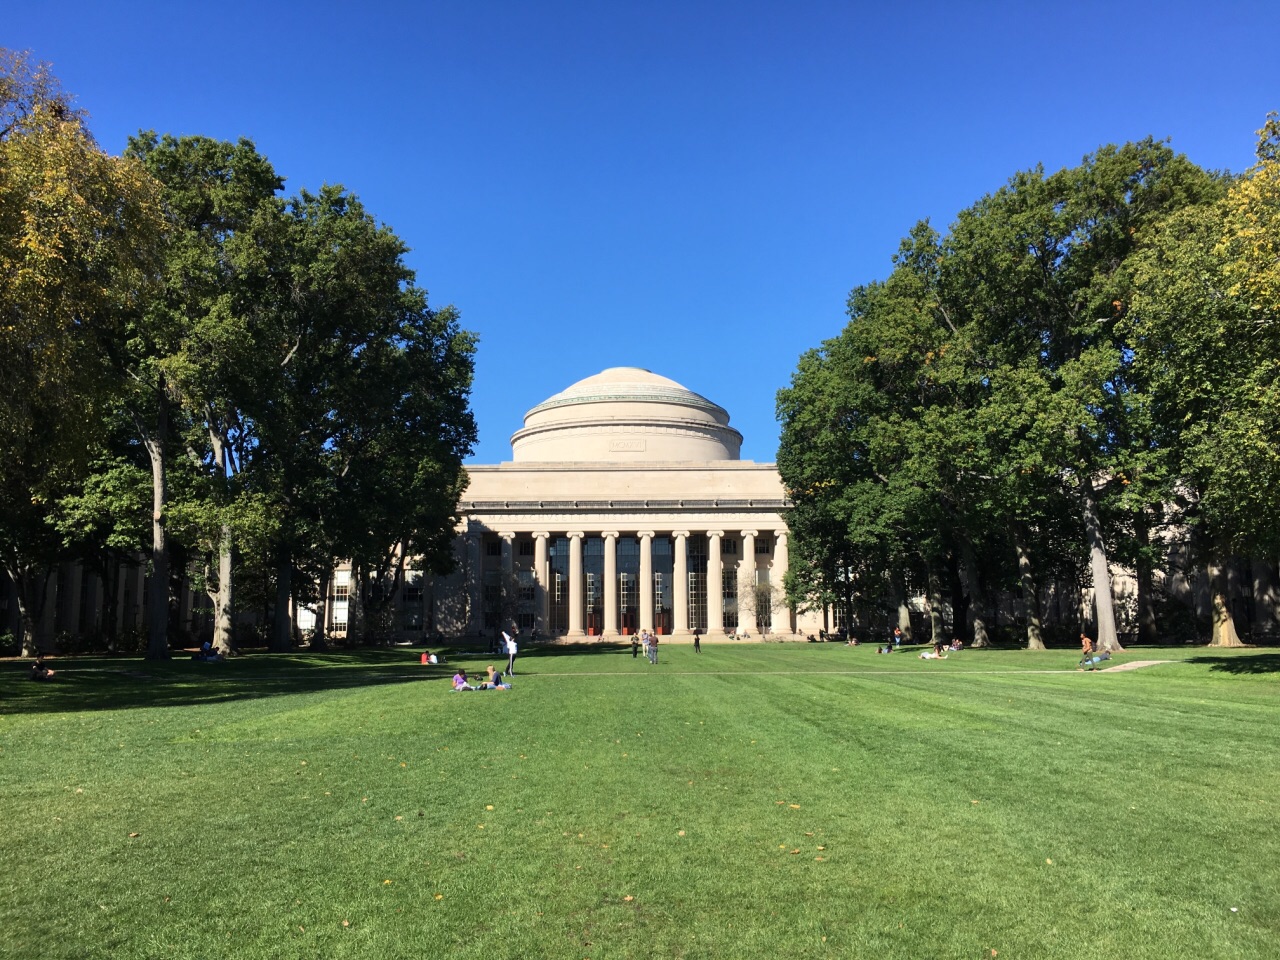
533 531 550 540
671 530 690 539
637 530 655 540
567 531 585 540
706 530 724 539
498 531 516 541
740 529 758 538
601 531 619 540
775 530 789 543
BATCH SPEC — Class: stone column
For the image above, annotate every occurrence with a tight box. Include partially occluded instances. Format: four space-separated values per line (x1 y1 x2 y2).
638 531 654 633
61 562 83 639
603 532 619 636
773 531 791 634
740 530 757 633
534 532 550 634
131 563 146 633
672 531 689 635
568 532 585 637
465 531 483 637
707 530 724 635
38 568 60 652
499 532 515 633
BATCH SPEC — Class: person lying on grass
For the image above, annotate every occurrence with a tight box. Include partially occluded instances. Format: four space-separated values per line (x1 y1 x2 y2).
919 642 949 660
478 665 511 690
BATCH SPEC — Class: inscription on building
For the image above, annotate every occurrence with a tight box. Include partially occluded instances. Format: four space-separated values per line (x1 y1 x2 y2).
609 438 646 452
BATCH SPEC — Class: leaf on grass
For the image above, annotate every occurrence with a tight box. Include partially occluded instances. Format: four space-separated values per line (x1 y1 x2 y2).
486 804 494 810
789 849 801 855
395 816 403 821
623 895 634 902
434 894 444 900
128 832 140 838
817 846 825 850
678 830 686 837
342 920 350 927
789 804 801 809
1045 859 1052 865
815 856 826 861
383 880 393 885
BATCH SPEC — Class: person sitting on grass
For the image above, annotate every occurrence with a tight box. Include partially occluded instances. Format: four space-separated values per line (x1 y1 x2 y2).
30 658 55 681
947 638 963 651
452 670 475 691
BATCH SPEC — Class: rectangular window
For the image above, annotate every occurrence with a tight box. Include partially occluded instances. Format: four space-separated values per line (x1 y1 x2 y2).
756 538 771 555
723 538 737 555
486 540 501 556
518 539 535 557
518 570 536 603
334 583 349 602
517 612 536 630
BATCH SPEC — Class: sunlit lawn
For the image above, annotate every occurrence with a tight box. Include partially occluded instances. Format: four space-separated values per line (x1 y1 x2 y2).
2 641 1277 959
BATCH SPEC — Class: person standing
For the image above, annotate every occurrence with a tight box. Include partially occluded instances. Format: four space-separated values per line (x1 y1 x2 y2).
632 634 640 659
693 628 701 654
892 626 902 647
504 629 518 675
649 631 659 664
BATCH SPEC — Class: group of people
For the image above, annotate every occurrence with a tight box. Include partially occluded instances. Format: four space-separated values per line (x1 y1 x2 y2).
452 664 512 691
631 629 662 663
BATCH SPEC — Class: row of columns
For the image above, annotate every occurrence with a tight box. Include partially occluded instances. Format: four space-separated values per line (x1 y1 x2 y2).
465 528 790 637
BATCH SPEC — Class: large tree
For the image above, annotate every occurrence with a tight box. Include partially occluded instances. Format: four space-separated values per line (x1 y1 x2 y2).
123 132 284 655
235 185 476 650
0 51 164 655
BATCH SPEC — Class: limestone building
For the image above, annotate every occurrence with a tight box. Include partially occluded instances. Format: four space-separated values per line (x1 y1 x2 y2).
428 366 804 640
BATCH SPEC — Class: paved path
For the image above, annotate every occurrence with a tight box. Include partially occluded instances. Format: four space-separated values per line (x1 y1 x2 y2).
1098 659 1176 672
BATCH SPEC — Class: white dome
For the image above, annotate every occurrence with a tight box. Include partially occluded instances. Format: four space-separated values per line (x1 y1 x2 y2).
510 367 743 462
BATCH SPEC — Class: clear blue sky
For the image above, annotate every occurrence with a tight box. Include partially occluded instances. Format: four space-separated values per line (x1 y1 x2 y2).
10 1 1278 463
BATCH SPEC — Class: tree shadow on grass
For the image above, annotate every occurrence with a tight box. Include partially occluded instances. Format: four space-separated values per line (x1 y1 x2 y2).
1187 653 1280 675
0 649 454 716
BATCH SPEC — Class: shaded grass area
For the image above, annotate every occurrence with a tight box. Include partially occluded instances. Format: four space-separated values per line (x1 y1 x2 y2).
2 644 1277 959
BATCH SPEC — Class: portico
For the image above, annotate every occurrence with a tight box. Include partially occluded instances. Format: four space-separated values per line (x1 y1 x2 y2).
444 367 802 639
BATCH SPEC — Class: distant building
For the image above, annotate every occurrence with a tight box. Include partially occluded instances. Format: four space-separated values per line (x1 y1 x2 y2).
321 367 808 641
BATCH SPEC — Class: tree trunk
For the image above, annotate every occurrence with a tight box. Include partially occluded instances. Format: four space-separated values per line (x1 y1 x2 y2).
310 564 332 651
205 427 236 654
1013 528 1046 650
891 570 912 642
1208 551 1244 647
9 564 52 658
139 392 171 660
961 539 991 648
947 551 968 645
270 546 294 652
1081 476 1122 652
1134 509 1160 645
925 563 944 643
209 525 234 654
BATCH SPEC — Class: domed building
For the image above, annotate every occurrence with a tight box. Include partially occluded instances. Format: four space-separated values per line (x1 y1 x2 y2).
424 367 801 640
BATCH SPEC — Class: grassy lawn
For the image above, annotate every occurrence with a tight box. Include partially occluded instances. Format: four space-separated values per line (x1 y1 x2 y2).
2 642 1277 959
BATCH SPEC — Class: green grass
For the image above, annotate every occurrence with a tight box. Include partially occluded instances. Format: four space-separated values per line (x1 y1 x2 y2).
2 642 1277 959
